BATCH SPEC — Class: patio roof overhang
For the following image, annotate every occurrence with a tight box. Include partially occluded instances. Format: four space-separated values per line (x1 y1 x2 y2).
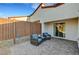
44 17 78 24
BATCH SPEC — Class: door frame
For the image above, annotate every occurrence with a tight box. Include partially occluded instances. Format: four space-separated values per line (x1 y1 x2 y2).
54 22 65 38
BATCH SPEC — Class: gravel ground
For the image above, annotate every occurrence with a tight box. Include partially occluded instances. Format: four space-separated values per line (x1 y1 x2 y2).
9 38 79 55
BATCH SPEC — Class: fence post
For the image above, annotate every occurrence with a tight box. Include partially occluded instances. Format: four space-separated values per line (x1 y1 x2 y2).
13 20 16 44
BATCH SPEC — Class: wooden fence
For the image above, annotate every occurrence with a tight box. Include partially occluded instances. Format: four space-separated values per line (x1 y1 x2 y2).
0 21 41 41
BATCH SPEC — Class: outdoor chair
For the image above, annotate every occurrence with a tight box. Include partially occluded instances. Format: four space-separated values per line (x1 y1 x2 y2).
31 34 45 46
43 32 51 40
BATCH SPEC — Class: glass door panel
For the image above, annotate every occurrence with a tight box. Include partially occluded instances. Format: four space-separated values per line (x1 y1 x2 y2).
55 23 65 37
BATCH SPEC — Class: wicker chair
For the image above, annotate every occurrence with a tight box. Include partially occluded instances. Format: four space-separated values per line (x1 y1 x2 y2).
43 32 51 40
30 34 45 46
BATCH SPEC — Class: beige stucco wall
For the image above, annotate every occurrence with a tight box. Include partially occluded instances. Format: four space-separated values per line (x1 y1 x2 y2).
40 3 79 23
44 18 78 41
30 3 79 22
65 19 78 40
30 6 42 22
44 22 54 36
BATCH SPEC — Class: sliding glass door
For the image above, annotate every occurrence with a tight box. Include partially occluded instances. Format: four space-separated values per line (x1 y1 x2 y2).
55 23 65 37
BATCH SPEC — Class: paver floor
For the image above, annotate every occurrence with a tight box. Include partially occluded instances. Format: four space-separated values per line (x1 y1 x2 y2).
0 47 10 55
10 38 79 55
0 38 79 55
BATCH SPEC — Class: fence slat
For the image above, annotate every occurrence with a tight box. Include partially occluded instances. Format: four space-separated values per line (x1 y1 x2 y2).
0 21 41 42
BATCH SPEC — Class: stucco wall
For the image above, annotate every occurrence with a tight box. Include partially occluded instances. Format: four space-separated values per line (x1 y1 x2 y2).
44 18 78 40
30 3 79 22
40 3 79 22
44 22 54 36
30 6 42 22
65 19 78 40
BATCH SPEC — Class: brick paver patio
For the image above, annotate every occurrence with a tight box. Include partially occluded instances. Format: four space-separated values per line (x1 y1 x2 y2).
10 38 79 55
0 38 79 55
